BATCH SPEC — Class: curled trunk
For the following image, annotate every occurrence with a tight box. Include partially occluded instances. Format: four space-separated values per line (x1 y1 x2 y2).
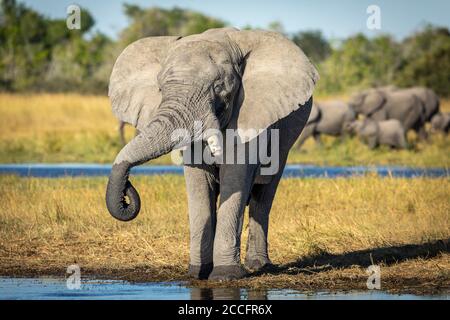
106 106 184 221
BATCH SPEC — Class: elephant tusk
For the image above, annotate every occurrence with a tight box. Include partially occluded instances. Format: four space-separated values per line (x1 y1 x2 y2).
171 145 188 165
207 134 223 157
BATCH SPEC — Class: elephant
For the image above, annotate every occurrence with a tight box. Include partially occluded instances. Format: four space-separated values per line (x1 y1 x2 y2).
344 118 407 149
105 28 319 280
398 87 440 122
348 88 427 140
296 100 355 147
430 112 450 134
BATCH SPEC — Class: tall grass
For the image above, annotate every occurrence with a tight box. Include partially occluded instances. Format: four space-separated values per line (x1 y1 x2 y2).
0 93 449 166
1 175 448 275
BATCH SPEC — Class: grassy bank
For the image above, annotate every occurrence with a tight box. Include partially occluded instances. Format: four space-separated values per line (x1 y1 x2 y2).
0 93 449 167
1 175 448 294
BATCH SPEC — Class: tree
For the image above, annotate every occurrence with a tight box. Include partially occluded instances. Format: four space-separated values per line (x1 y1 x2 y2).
119 5 226 45
267 21 285 35
395 25 450 96
292 30 331 63
0 0 108 92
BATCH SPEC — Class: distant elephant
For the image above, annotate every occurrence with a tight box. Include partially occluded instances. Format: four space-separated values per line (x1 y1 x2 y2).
344 118 407 149
430 112 450 133
349 88 426 140
296 100 355 147
399 87 440 122
105 28 319 280
376 85 440 122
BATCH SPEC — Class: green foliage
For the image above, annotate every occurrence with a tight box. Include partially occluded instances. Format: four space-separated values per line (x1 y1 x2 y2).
267 21 286 35
316 26 450 96
119 5 225 45
0 0 107 92
316 33 401 95
292 30 331 64
394 25 450 96
0 1 449 97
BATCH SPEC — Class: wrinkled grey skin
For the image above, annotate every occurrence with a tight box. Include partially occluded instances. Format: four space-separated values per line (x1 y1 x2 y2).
349 88 427 140
296 100 355 147
431 112 450 134
399 87 440 122
345 118 407 149
105 28 318 280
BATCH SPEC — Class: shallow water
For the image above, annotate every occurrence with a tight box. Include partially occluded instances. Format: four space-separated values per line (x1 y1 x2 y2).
0 163 448 178
0 278 447 300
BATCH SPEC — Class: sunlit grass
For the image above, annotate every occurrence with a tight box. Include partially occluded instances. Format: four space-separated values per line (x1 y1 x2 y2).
1 175 448 284
0 93 449 166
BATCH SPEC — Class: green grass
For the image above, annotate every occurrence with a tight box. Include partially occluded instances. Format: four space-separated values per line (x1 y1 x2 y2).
290 133 450 167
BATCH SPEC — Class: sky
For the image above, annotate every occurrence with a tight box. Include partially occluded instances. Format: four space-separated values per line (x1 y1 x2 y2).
21 0 450 40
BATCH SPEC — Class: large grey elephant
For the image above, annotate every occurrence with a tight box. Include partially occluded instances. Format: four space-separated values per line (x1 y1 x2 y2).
348 88 427 140
344 118 407 149
296 100 355 147
105 28 319 280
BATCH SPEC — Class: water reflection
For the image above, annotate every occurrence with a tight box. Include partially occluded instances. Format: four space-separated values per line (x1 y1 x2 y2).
1 278 446 300
190 287 269 300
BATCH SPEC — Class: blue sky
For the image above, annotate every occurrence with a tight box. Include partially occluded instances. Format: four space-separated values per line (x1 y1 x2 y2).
21 0 450 40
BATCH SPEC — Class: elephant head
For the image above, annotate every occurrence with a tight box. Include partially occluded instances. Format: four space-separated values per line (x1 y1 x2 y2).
349 89 386 118
343 120 362 136
106 28 319 221
344 119 379 149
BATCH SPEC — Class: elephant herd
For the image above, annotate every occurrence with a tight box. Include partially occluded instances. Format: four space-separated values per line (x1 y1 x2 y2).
297 86 449 149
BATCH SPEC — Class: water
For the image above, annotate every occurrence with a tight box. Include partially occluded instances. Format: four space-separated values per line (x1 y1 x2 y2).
0 163 448 178
0 278 447 300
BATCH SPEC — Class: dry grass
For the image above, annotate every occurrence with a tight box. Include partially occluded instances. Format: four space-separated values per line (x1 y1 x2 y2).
1 175 449 294
0 93 449 166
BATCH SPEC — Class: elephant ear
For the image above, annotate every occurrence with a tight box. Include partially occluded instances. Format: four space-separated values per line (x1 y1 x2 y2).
363 91 386 116
228 30 319 142
109 36 181 130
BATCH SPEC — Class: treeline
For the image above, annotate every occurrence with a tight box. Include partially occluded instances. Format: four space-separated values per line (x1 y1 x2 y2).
1 0 449 96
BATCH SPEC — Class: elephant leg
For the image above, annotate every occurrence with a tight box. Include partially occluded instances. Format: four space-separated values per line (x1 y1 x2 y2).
367 135 378 149
209 163 258 280
313 132 322 145
244 171 283 271
294 123 314 149
402 106 423 136
244 138 292 272
184 164 219 279
417 125 428 141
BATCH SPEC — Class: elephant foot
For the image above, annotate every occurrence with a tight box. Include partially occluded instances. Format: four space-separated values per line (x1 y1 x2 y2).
244 257 274 272
188 263 213 280
208 265 248 281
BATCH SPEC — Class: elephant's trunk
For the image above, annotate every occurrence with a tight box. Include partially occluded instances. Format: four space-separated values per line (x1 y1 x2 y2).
106 102 192 222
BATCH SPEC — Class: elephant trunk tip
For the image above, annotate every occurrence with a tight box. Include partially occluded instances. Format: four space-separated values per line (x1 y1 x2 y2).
106 162 141 222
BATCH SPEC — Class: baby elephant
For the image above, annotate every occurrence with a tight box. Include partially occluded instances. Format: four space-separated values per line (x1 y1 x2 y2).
296 100 356 147
430 113 450 134
345 119 407 149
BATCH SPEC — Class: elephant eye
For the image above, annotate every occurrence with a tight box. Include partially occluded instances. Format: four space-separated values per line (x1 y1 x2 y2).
214 82 224 94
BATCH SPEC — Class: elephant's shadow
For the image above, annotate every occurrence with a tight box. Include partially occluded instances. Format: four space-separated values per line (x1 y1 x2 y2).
249 238 449 277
